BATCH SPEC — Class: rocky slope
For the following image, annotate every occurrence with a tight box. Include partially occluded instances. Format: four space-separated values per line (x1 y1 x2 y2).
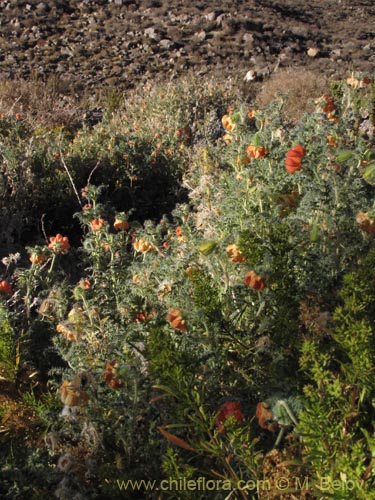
0 0 374 93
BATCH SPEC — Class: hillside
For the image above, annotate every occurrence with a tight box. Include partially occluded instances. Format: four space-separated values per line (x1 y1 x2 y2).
0 0 374 91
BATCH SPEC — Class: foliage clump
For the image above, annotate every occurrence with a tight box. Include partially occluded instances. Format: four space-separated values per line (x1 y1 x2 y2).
1 73 375 499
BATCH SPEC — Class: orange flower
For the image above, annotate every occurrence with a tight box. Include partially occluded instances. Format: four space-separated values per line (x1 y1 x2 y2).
247 110 257 119
326 135 337 147
175 226 183 238
255 402 279 432
356 211 375 235
56 322 80 342
216 402 244 433
133 239 154 253
135 309 155 323
101 241 111 251
80 278 91 289
60 379 89 407
319 95 335 114
29 252 47 265
222 133 234 144
316 95 338 122
244 270 266 290
167 308 187 332
221 114 236 132
347 75 372 89
246 144 267 159
48 234 70 254
90 218 105 231
346 76 361 89
0 280 12 295
361 76 372 86
285 145 306 173
113 218 129 231
226 244 246 263
104 360 124 389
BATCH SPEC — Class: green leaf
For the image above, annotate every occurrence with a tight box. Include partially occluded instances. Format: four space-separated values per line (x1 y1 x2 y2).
336 150 354 163
253 132 261 146
362 162 375 185
198 240 218 256
310 224 320 242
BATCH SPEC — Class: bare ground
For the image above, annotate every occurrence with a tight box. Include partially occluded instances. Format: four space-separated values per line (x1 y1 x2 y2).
0 0 374 93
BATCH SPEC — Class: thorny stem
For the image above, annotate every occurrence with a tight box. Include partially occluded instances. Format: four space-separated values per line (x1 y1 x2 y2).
60 152 83 208
274 427 285 448
48 253 57 275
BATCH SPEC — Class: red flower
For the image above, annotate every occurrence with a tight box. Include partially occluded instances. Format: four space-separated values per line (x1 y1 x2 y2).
0 280 12 295
216 402 244 433
285 145 306 173
244 270 265 290
48 234 70 254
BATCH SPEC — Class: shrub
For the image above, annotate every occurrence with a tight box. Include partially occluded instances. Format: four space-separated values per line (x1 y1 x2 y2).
1 72 375 498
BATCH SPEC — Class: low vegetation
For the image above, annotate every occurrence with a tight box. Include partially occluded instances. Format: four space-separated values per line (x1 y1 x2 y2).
1 72 375 499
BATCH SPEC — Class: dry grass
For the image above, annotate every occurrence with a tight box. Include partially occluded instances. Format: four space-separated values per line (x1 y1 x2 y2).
256 66 329 121
0 76 82 130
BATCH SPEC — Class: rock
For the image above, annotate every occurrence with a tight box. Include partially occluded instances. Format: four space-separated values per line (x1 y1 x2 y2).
36 2 47 11
243 33 254 45
144 27 161 41
244 69 257 81
195 30 206 42
159 39 174 50
216 13 226 27
307 47 320 57
205 11 217 22
330 48 341 58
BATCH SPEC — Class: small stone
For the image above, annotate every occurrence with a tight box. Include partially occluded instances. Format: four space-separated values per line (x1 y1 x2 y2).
159 39 174 49
330 48 341 58
205 11 217 22
307 47 320 57
216 14 226 26
243 33 254 44
244 69 256 81
144 27 161 41
195 30 206 41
